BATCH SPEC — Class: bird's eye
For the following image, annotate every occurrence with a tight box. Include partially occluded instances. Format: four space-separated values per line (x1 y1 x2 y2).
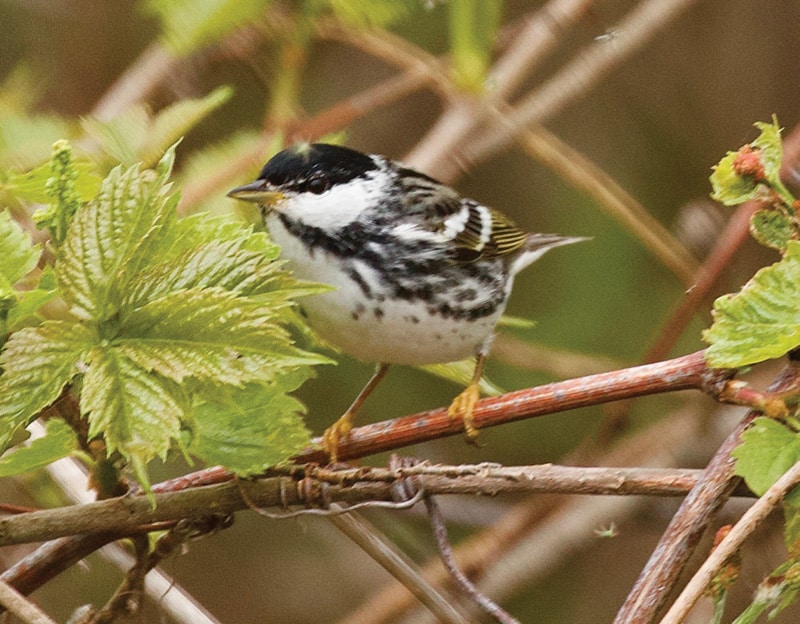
306 175 330 195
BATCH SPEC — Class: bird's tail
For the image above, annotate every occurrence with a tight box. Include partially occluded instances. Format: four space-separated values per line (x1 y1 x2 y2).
510 234 589 275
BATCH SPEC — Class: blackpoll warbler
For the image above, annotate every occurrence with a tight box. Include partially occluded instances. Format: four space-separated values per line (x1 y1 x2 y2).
228 143 583 460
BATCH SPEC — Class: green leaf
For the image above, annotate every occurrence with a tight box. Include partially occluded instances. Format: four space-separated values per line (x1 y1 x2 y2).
6 160 101 204
752 117 784 187
710 148 764 206
5 266 59 333
144 0 267 56
141 86 232 168
56 150 178 321
81 88 230 168
419 359 503 396
191 374 313 475
0 210 40 289
312 0 417 27
0 418 77 477
750 208 793 252
0 321 96 449
705 241 800 367
732 417 800 495
710 117 795 208
117 287 324 386
81 346 189 468
448 0 503 92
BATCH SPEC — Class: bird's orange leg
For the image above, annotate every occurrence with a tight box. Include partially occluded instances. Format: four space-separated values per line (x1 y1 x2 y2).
447 353 486 442
322 363 390 463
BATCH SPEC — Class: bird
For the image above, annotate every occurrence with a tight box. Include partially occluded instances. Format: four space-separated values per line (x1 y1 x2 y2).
228 143 583 461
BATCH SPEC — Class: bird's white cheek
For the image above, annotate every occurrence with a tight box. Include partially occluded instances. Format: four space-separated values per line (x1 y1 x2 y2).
278 173 389 232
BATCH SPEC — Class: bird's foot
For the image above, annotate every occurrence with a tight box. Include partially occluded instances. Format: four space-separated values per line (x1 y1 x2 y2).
447 382 481 443
321 411 355 464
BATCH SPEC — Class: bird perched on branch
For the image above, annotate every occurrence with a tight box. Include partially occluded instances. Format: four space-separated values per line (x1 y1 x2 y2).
229 143 583 461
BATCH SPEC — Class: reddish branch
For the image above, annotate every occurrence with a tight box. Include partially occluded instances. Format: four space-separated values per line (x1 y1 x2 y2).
0 348 740 604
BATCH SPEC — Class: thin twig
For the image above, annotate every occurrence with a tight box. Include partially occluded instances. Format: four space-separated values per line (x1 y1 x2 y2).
328 504 470 624
337 406 711 624
406 0 594 172
659 459 800 624
425 494 520 624
450 0 703 179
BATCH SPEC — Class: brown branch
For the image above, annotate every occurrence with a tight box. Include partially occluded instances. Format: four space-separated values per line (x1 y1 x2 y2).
661 459 800 623
614 357 800 623
0 464 751 549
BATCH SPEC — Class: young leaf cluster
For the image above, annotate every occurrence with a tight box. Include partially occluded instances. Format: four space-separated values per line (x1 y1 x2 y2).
0 142 330 488
704 119 800 619
704 118 800 368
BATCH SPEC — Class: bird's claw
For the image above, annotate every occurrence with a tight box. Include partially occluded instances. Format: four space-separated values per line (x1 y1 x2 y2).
321 412 354 464
447 383 481 443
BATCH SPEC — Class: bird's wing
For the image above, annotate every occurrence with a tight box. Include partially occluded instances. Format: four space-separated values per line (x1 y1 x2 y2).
397 171 528 262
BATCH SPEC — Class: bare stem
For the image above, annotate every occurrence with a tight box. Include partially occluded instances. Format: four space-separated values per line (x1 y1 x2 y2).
614 360 800 624
659 459 800 624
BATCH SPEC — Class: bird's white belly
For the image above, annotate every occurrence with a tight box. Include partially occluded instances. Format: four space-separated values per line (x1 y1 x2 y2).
269 219 502 365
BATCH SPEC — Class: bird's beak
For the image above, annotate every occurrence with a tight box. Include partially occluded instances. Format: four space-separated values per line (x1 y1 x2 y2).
227 181 284 206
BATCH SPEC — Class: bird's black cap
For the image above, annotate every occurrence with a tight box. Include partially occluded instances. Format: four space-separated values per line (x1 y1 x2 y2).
257 143 377 189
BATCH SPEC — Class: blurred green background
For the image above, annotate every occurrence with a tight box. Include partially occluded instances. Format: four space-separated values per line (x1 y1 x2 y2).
2 1 800 622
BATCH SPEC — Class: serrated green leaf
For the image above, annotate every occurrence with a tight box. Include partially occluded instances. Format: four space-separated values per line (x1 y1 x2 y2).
145 0 266 56
117 287 326 385
750 208 793 252
732 417 800 495
0 418 77 477
191 374 313 475
56 157 178 321
0 210 40 289
123 236 283 309
705 241 800 367
5 285 59 333
5 265 59 332
0 321 96 449
710 117 796 210
82 346 189 465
